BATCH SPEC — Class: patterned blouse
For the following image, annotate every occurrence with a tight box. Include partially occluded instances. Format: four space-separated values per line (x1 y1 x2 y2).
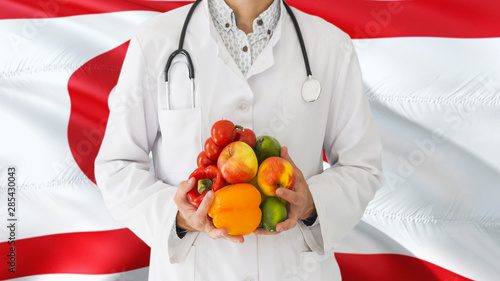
208 0 281 76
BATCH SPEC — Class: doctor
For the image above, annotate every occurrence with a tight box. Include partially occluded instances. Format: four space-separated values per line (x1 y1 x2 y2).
95 0 384 280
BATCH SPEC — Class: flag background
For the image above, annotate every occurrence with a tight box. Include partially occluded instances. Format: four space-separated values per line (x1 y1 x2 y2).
1 0 499 280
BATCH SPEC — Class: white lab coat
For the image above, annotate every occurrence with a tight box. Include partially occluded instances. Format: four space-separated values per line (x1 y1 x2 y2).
95 1 384 280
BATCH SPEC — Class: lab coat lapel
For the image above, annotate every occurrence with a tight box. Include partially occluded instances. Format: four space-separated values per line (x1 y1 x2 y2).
245 0 285 80
203 0 246 81
244 38 275 80
203 0 286 81
213 33 245 81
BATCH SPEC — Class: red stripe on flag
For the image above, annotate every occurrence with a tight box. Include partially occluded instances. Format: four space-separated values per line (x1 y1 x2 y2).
0 231 473 280
2 0 499 38
0 228 150 279
67 41 130 183
335 253 473 281
290 0 500 38
0 0 189 19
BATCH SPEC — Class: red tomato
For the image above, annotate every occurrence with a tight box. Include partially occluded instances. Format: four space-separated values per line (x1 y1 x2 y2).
204 137 224 160
197 151 217 167
211 120 236 146
235 127 256 148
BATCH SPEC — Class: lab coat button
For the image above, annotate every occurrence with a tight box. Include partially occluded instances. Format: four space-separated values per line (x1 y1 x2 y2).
244 277 254 281
238 103 249 112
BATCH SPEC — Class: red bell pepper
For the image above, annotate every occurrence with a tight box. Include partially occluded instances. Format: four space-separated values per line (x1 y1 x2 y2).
187 165 225 208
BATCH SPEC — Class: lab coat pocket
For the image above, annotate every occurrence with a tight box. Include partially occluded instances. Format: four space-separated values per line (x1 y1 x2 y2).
158 107 202 180
153 246 196 281
176 246 196 281
297 251 340 281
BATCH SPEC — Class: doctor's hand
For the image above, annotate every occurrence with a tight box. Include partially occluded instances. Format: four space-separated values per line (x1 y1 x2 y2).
174 178 245 243
254 146 317 235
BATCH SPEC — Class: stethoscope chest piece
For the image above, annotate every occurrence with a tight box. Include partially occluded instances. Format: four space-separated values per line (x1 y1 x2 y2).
302 76 321 102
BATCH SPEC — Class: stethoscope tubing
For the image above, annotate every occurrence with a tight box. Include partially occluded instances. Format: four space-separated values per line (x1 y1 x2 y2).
282 1 312 77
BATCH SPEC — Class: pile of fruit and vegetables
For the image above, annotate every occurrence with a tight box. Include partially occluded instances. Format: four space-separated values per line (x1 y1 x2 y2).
187 120 295 235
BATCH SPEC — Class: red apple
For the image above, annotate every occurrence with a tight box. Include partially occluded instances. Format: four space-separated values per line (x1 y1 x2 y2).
217 141 258 184
257 157 295 196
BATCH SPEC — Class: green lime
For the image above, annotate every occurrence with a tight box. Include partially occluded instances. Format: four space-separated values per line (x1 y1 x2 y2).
254 136 281 165
260 197 287 232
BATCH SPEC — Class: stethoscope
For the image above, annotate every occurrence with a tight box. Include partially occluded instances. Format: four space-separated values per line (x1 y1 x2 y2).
164 0 321 110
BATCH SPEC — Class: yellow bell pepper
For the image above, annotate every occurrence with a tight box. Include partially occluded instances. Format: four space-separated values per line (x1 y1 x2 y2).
208 183 262 236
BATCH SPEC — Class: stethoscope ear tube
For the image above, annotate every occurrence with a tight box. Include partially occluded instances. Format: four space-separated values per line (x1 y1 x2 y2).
163 51 195 110
165 49 195 81
163 0 201 110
